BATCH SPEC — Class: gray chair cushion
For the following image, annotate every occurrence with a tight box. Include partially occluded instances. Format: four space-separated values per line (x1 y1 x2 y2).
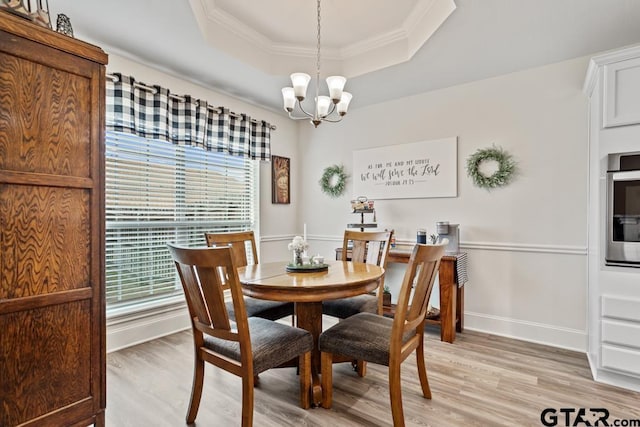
322 294 378 319
319 312 414 366
204 317 313 374
226 297 294 321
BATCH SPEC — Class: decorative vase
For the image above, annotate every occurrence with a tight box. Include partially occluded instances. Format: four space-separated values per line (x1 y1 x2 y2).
292 249 303 266
56 13 73 37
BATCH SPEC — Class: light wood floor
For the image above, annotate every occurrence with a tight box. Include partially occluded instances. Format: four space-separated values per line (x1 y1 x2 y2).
106 323 640 426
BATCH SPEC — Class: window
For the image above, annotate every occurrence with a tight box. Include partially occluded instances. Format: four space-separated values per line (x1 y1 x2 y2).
105 131 257 311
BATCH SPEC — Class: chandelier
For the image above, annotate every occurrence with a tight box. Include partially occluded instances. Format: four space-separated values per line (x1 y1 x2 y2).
281 0 352 127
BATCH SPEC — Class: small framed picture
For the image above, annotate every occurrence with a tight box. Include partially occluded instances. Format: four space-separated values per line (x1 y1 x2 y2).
0 0 31 20
272 155 290 204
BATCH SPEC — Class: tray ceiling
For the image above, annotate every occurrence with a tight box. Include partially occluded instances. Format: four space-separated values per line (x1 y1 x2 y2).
48 0 640 113
189 0 456 77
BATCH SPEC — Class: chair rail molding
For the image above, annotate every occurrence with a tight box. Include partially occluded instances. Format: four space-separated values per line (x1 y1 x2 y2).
261 234 587 256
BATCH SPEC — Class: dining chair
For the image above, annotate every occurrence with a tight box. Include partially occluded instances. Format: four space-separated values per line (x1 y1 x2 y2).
322 230 392 376
319 242 446 427
167 243 313 426
323 230 392 318
204 231 294 322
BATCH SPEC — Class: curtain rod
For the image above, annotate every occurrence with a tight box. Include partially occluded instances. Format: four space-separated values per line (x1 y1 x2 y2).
106 73 276 131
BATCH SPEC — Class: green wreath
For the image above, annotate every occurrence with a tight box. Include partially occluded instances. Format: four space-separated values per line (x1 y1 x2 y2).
319 164 348 198
466 145 516 189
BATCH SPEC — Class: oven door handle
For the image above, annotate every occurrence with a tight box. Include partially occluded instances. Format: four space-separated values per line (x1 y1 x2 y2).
610 170 640 181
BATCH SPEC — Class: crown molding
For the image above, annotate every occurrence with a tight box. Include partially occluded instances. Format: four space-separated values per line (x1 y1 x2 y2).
200 0 272 51
405 0 457 58
583 43 640 96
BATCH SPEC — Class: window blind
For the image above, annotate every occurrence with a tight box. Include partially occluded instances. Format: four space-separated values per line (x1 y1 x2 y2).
105 131 257 309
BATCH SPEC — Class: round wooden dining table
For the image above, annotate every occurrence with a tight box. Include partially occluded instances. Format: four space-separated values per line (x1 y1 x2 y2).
237 260 385 406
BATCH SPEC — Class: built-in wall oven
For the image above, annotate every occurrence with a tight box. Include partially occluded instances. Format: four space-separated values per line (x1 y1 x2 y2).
607 151 640 266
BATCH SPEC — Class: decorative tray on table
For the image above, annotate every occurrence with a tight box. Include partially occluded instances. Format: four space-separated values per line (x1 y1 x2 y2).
286 263 329 273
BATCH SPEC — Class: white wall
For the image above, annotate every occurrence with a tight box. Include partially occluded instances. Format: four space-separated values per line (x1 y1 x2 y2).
298 56 591 351
106 52 592 353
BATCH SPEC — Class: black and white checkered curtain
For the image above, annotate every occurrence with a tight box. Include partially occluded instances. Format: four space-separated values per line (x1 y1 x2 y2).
106 73 271 160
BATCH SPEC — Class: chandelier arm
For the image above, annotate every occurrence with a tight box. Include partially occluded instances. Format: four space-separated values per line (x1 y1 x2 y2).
297 100 315 118
318 115 343 124
325 102 336 117
287 112 314 121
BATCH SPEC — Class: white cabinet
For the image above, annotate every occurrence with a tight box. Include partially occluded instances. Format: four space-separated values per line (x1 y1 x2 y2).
604 57 640 128
584 44 640 392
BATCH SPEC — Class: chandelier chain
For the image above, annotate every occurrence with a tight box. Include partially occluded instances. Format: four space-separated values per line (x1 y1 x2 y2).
316 0 321 78
315 0 322 117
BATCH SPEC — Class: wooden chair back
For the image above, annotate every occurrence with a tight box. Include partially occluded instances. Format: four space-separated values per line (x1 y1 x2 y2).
340 230 392 314
392 243 446 356
167 243 250 366
204 231 258 268
204 231 257 292
340 230 392 267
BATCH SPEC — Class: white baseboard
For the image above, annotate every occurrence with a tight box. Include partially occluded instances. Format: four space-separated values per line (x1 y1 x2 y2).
587 350 598 378
592 367 640 393
464 311 587 352
106 303 190 353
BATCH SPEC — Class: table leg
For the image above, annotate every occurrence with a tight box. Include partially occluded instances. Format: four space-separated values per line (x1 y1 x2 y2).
295 301 323 406
439 259 456 343
456 284 464 333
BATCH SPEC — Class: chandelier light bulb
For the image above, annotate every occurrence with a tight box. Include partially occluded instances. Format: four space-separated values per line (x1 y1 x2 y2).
316 96 331 118
290 73 311 100
326 76 346 103
336 91 352 116
281 87 296 112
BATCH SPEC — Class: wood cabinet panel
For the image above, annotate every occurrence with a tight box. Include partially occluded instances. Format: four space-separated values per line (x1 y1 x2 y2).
0 185 91 299
0 301 92 426
0 52 92 177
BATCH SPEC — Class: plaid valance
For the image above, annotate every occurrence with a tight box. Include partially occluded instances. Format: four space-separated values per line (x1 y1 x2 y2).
106 73 271 161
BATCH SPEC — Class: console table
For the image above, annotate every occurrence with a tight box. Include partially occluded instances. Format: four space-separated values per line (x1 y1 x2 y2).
335 246 466 343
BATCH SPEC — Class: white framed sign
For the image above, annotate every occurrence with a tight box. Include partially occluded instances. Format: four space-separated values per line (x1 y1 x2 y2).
353 137 457 199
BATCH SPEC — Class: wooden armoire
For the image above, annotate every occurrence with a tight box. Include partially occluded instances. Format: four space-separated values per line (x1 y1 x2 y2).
0 11 107 426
